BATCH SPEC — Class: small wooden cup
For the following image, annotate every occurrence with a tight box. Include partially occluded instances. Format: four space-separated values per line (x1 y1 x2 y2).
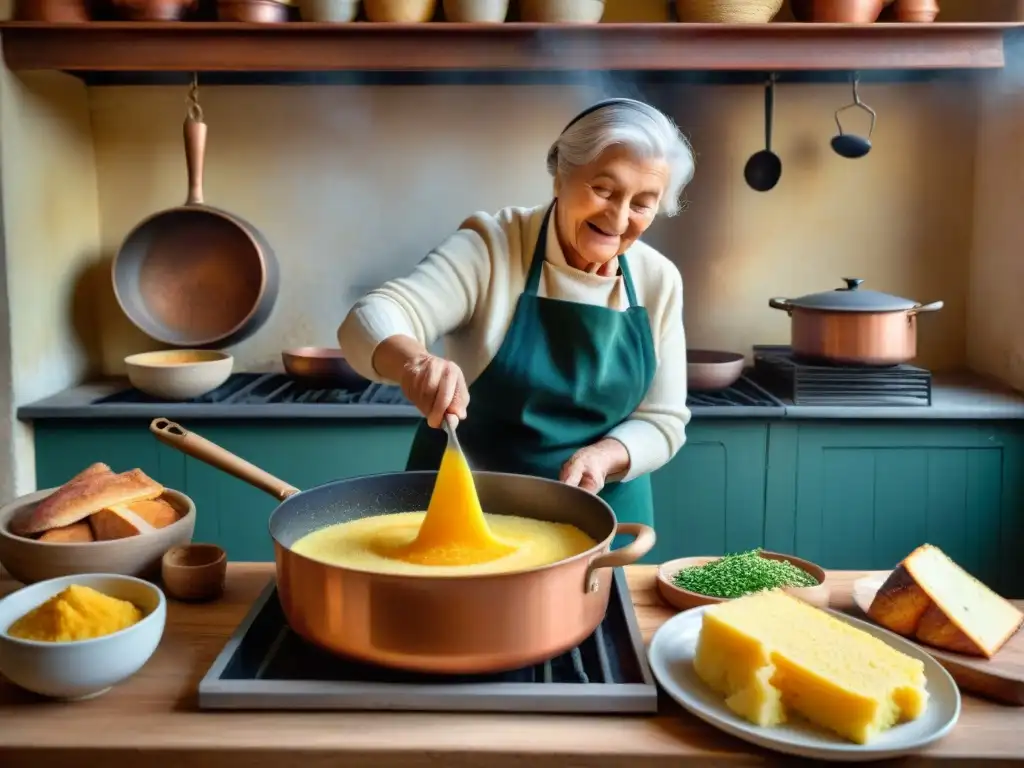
161 543 227 602
657 551 830 612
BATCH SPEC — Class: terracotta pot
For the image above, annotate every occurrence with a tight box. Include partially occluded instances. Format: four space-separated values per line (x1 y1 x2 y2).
442 0 508 21
790 0 882 22
113 0 194 19
768 277 943 366
676 0 783 22
520 0 605 22
364 0 436 20
15 0 89 20
894 0 938 22
216 0 289 19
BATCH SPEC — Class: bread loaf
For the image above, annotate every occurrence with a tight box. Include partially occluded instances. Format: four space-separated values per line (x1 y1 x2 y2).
868 544 1023 658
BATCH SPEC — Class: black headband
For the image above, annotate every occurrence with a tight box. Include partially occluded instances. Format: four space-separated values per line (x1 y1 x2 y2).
559 98 648 134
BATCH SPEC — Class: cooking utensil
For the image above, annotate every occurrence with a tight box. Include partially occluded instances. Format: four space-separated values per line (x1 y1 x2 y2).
854 573 1024 706
281 347 370 389
112 80 279 349
687 349 745 391
744 74 782 193
790 0 884 22
768 277 943 366
656 552 829 613
125 350 233 401
831 74 876 159
148 418 655 674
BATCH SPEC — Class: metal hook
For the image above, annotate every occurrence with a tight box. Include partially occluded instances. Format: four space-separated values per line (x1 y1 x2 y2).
833 72 876 138
186 72 204 123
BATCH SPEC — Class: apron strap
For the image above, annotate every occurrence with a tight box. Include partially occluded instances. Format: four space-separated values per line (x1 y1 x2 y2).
523 204 554 296
525 201 641 309
618 255 640 308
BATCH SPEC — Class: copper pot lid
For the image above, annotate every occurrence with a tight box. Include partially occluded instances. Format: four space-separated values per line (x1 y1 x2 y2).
784 277 919 312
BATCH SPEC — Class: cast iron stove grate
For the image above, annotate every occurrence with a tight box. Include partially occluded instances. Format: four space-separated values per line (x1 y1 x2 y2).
752 345 932 406
96 372 780 409
197 568 657 713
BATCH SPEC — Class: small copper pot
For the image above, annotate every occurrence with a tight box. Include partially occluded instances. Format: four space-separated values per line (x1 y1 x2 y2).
769 277 943 366
150 418 655 674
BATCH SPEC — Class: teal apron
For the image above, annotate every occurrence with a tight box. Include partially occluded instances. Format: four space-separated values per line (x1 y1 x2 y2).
405 203 658 530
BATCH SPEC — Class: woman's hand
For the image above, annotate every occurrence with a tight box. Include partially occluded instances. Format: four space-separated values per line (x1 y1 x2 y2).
401 353 470 429
560 438 631 494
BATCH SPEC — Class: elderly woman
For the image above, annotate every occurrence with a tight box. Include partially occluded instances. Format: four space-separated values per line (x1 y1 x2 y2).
338 98 694 530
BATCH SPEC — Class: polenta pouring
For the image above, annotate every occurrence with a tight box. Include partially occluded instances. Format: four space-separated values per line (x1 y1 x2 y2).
384 415 515 567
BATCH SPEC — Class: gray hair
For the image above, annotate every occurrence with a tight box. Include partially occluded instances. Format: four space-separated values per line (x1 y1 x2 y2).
546 100 695 217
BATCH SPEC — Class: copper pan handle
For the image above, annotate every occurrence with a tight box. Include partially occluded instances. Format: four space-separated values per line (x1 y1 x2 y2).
907 300 944 317
150 418 300 501
183 116 206 206
768 298 793 315
584 522 656 593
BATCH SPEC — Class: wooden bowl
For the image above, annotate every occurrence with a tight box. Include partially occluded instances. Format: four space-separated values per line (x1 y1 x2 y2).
0 488 196 585
657 551 830 611
161 543 227 602
675 0 783 22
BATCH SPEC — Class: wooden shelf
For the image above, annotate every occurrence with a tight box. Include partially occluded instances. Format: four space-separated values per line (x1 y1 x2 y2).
0 22 1018 74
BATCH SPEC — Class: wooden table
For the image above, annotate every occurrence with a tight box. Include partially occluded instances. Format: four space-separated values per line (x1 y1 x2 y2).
0 565 1021 768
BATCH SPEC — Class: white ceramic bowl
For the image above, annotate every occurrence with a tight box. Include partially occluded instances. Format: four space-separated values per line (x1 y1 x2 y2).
124 350 233 401
0 573 166 700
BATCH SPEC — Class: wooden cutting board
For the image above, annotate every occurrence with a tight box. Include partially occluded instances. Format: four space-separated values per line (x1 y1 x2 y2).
852 573 1024 706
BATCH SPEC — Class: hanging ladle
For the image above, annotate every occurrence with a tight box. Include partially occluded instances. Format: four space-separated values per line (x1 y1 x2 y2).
831 73 876 159
744 73 782 192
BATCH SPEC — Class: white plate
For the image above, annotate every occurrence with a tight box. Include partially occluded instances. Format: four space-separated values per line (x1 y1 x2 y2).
647 605 961 762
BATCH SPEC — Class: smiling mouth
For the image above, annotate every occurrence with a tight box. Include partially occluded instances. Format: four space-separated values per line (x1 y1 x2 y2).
587 222 616 237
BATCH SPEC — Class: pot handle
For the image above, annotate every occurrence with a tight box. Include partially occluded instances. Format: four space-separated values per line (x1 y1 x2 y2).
184 78 206 206
768 298 793 315
584 522 656 593
150 418 300 501
908 300 944 316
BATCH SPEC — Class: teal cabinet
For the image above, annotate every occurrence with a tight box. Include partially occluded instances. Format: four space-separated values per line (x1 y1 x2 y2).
648 423 770 565
30 417 1024 594
764 422 1024 595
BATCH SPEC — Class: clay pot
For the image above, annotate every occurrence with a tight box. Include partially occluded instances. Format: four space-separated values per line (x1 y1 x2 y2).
520 0 604 22
216 0 288 20
676 0 783 22
790 0 882 22
113 0 194 19
894 0 938 22
15 0 89 20
442 0 507 21
364 0 437 20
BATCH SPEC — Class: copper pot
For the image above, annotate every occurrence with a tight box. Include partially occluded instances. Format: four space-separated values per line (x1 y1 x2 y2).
789 0 884 22
149 418 655 674
768 277 943 366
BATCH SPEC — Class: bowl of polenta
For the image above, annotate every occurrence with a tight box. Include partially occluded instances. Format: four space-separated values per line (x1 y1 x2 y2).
0 573 166 700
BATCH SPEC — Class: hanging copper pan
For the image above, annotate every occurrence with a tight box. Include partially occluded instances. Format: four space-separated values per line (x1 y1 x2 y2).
112 82 279 349
149 418 655 674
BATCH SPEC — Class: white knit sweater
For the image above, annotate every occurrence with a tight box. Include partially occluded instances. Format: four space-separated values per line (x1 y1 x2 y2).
338 202 690 482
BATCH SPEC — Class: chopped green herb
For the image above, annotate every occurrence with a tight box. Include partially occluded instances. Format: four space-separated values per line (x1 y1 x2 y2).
672 549 817 599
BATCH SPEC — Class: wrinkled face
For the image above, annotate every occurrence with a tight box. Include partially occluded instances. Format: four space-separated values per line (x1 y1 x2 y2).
553 145 669 271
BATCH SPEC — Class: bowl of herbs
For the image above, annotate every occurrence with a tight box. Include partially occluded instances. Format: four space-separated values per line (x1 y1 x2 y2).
656 549 829 612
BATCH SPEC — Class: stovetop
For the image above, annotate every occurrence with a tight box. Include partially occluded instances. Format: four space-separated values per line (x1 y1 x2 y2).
75 370 786 418
751 345 933 407
197 568 658 713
